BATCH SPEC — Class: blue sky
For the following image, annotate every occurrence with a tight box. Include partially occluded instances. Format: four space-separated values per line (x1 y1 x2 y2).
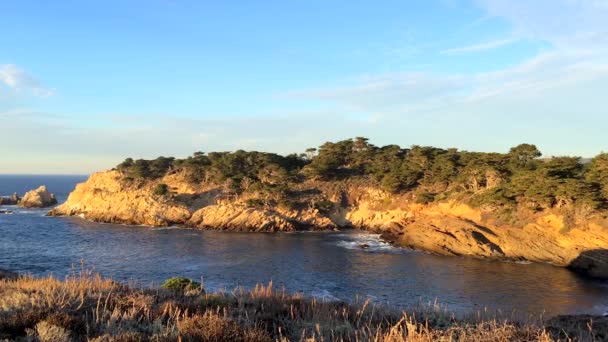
1 0 607 174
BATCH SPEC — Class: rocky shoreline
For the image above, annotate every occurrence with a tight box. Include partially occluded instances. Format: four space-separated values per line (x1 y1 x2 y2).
48 170 608 279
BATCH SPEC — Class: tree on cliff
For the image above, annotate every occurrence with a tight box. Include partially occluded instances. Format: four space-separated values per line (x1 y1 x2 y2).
586 153 608 201
508 144 542 170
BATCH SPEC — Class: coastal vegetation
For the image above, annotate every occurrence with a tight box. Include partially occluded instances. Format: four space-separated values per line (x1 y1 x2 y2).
115 137 608 213
0 271 604 341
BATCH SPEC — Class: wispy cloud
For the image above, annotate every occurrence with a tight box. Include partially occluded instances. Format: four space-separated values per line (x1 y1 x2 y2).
441 38 516 54
0 64 54 98
475 0 608 49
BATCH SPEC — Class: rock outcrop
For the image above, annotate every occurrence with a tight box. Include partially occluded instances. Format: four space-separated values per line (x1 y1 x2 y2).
568 249 608 279
48 171 190 226
188 204 300 232
0 193 19 205
18 186 58 208
49 170 608 278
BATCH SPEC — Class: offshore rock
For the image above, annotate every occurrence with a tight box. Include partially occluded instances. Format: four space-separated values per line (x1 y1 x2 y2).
18 186 57 208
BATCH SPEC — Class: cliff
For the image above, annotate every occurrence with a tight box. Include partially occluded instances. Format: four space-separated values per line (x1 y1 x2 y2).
49 170 608 278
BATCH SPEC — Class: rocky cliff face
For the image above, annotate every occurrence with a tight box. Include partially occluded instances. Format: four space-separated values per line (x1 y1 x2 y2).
48 171 191 226
49 170 608 278
19 186 57 208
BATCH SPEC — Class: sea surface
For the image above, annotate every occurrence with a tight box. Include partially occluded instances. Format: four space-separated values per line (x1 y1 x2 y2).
1 175 607 317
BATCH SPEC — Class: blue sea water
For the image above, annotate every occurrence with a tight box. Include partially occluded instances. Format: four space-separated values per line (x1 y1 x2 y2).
1 175 607 317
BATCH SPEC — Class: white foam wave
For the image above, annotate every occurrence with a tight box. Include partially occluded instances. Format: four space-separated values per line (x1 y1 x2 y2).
14 208 48 217
336 233 403 253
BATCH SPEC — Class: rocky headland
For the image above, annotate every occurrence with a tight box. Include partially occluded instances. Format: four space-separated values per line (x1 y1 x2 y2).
49 168 608 278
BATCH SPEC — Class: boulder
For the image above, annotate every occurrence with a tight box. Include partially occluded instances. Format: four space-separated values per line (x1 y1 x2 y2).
0 192 19 205
18 186 58 208
568 249 608 279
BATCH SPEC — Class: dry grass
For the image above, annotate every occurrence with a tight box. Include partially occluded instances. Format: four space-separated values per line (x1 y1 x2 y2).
0 271 604 341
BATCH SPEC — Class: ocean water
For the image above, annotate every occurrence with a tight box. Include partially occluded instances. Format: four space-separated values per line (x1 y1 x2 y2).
1 175 607 317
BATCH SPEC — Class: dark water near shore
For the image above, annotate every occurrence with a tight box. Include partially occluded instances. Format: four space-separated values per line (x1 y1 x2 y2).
1 175 607 317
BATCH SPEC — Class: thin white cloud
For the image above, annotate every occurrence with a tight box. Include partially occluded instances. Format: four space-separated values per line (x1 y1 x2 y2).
475 0 608 49
441 38 516 55
0 64 54 98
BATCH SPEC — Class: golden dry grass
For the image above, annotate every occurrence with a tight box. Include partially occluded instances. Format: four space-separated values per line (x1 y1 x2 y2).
0 270 604 341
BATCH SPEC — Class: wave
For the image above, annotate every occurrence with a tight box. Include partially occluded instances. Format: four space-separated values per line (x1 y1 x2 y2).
150 226 182 231
14 208 48 217
335 233 404 253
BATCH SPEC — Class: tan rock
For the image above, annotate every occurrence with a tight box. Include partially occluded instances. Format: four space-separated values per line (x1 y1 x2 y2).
48 171 191 226
188 204 299 232
18 186 57 208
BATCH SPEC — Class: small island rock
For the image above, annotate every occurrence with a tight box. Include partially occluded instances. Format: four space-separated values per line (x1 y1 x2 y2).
18 186 58 208
0 192 20 205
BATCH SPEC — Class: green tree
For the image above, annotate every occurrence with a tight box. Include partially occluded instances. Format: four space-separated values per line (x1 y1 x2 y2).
586 153 608 199
542 156 582 179
508 144 542 170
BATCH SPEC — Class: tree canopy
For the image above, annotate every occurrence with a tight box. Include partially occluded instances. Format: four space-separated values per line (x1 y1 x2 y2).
115 138 608 211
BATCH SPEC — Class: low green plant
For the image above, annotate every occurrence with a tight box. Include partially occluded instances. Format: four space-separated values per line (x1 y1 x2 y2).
314 199 334 213
245 198 265 208
153 183 169 196
161 276 201 292
415 192 436 204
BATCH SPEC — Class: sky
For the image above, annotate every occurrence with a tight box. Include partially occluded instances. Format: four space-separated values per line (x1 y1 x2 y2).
1 0 607 174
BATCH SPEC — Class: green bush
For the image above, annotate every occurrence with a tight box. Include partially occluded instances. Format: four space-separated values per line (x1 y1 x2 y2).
161 277 201 292
415 192 436 204
314 199 334 213
278 199 303 211
153 183 169 196
245 198 265 208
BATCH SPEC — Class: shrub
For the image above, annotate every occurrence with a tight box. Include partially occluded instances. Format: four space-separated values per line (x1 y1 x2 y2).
314 199 334 213
161 277 201 292
245 198 265 208
153 183 169 196
415 192 436 204
278 199 299 211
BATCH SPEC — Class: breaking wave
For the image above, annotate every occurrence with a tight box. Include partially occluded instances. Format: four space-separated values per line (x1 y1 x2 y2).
335 233 404 253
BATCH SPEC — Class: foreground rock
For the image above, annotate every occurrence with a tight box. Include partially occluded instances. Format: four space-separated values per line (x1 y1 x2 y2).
568 249 608 279
18 185 58 208
49 170 608 278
